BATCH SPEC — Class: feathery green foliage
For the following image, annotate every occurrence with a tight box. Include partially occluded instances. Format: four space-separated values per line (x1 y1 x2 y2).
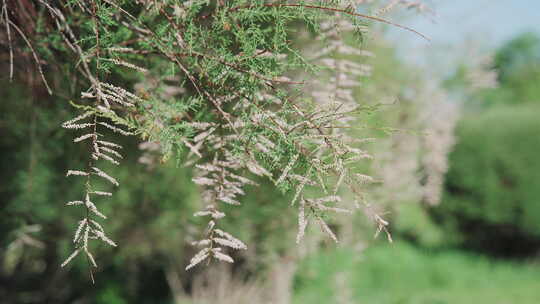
0 0 427 278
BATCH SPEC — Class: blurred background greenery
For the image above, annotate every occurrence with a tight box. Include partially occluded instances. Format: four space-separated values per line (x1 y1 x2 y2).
2 3 540 304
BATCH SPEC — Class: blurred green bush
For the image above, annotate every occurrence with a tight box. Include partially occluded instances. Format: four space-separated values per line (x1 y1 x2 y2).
0 80 297 303
294 242 540 304
435 105 540 255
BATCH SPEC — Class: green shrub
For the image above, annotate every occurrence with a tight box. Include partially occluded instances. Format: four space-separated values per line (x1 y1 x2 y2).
393 203 446 249
294 242 540 304
435 104 540 255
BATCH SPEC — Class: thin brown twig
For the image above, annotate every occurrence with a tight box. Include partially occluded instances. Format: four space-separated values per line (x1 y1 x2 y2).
228 3 430 41
2 0 13 81
8 20 52 94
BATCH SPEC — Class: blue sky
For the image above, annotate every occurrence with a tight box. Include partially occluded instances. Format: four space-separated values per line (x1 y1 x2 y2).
383 0 540 69
409 0 540 47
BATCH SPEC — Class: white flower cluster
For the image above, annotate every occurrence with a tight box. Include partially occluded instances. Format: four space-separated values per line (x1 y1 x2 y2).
60 83 138 279
185 127 256 270
294 2 397 242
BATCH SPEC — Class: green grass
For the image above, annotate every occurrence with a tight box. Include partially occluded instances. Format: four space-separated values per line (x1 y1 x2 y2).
293 241 540 304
